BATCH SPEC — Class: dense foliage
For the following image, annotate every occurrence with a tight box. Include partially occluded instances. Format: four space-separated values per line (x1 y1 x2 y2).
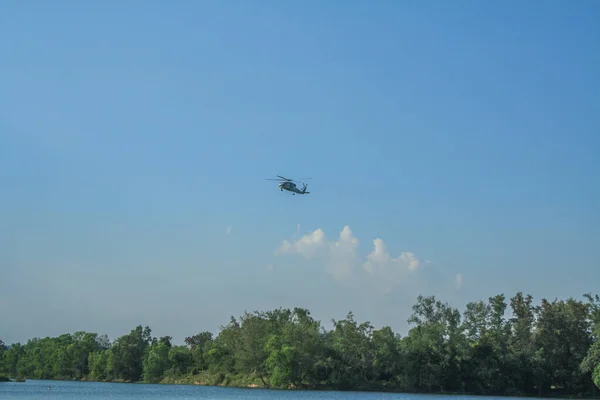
1 292 600 396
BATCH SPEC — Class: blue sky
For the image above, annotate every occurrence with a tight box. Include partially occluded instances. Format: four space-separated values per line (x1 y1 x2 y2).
1 0 599 345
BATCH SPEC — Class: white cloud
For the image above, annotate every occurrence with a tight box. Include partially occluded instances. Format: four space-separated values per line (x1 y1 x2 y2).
274 225 424 292
362 239 422 293
364 239 421 273
455 273 463 290
275 228 326 259
226 226 232 235
327 225 359 280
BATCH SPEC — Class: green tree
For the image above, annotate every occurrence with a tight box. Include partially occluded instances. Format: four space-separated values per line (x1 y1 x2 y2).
143 341 171 383
593 363 600 390
534 297 592 395
168 345 193 376
88 350 109 381
329 311 374 389
0 339 6 376
185 331 213 373
107 325 152 382
264 308 323 388
206 316 240 377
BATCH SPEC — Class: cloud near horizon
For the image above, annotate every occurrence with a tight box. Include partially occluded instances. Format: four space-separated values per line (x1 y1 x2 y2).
455 273 463 290
274 225 426 293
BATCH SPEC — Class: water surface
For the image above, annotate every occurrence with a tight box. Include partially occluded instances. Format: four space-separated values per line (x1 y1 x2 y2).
0 379 546 400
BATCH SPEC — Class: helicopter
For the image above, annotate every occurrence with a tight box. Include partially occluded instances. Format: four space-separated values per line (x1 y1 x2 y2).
266 175 310 195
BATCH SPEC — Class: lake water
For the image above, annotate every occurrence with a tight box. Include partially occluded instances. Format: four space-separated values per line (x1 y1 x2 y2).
0 380 544 400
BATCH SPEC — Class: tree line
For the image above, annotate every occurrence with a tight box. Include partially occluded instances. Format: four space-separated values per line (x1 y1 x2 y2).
1 291 600 397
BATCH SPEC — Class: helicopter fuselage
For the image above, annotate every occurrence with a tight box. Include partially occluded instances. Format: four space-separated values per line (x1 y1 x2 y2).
267 175 310 195
279 181 309 195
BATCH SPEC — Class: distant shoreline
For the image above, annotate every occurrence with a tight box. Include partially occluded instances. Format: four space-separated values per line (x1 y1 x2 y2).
5 377 598 399
2 294 599 397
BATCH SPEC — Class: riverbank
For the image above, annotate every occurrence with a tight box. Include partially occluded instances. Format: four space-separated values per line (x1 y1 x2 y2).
161 377 598 399
158 371 265 389
5 374 597 399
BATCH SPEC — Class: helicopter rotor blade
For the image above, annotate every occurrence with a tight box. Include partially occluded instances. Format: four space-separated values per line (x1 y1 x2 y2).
266 175 311 183
292 178 312 183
